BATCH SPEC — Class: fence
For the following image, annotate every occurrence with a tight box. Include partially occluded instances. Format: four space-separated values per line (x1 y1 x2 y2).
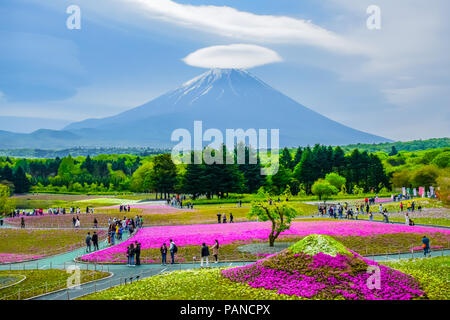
0 262 111 300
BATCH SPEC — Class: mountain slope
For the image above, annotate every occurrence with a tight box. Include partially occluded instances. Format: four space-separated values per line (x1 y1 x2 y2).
0 116 71 134
65 69 390 147
2 69 390 148
0 129 80 149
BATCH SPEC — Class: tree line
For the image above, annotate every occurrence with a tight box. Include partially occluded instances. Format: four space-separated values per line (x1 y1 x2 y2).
0 144 392 197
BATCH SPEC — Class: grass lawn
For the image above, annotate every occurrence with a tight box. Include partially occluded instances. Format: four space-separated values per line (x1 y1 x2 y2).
0 229 106 263
0 269 110 300
382 256 450 300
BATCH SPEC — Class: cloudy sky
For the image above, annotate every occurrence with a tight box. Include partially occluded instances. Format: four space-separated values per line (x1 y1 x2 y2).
0 0 449 140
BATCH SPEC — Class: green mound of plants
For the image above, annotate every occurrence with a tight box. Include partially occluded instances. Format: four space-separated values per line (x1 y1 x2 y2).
289 234 351 257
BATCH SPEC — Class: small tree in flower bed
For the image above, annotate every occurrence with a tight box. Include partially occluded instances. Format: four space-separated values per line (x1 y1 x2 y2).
249 191 299 247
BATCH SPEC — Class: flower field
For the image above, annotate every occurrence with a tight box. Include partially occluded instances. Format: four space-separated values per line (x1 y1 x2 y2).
79 221 450 264
222 235 427 300
81 236 444 300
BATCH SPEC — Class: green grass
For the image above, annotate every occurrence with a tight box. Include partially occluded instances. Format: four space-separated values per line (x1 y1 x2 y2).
290 234 351 257
0 269 109 300
79 268 300 300
382 256 450 300
0 229 106 259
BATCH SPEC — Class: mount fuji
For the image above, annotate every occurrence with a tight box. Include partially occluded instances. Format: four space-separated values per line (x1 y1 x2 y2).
1 69 390 149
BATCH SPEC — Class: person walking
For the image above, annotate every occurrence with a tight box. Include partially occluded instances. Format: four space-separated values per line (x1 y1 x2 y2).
160 243 168 265
169 239 177 264
75 217 81 228
405 212 410 225
118 226 123 240
200 243 210 267
21 217 25 229
222 213 227 223
85 232 92 253
217 212 221 223
422 236 431 257
110 224 115 245
383 209 389 223
92 231 99 251
212 240 219 263
72 216 76 227
93 218 98 229
229 213 234 223
135 241 141 266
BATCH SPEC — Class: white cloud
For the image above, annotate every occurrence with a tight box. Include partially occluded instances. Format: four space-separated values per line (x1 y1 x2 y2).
382 85 448 107
128 0 364 54
182 44 282 69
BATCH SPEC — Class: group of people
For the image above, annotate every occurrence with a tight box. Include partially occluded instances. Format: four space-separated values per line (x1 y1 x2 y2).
85 231 100 252
107 215 144 246
318 203 368 220
72 216 81 228
167 195 194 210
10 206 93 217
119 205 131 213
216 212 233 223
158 239 220 267
318 202 392 223
399 201 421 212
126 241 142 266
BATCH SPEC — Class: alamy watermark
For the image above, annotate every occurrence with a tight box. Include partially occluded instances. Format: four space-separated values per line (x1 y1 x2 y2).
66 5 81 30
171 121 280 175
367 5 381 30
366 265 381 290
66 265 81 290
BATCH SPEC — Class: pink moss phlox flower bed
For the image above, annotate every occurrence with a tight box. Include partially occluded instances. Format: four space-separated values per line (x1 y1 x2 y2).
5 212 89 220
80 221 450 263
96 204 183 214
97 205 173 209
221 250 425 300
0 253 46 264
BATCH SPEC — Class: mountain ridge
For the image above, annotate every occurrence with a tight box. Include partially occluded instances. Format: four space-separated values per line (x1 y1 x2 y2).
2 69 391 149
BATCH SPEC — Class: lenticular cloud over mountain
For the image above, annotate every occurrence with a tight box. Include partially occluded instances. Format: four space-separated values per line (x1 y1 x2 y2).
183 44 283 69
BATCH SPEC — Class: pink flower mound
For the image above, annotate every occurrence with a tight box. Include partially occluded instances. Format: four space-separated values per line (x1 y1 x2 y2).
222 251 425 300
0 253 46 263
79 221 450 263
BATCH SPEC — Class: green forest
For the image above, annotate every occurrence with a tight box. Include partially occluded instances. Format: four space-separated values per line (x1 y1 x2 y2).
0 139 448 202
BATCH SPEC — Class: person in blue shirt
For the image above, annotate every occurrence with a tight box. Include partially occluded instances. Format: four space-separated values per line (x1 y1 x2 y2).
422 236 430 257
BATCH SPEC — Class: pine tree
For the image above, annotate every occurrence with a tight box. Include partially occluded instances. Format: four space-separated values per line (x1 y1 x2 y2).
280 147 293 170
13 167 31 193
293 147 303 167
